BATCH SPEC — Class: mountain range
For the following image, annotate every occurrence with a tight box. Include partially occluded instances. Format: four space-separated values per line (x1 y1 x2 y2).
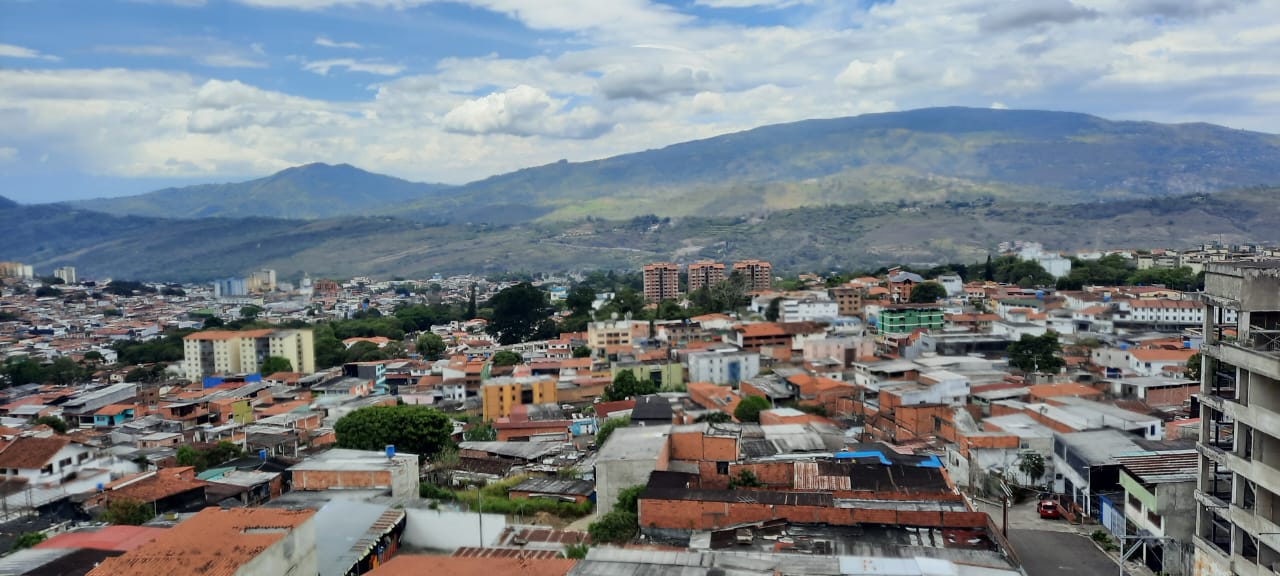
67 107 1280 224
6 106 1280 280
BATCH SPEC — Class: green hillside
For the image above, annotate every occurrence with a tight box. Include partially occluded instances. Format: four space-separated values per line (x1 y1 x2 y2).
4 188 1278 281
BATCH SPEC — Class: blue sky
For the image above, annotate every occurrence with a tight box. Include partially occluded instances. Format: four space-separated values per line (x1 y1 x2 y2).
1 0 1277 202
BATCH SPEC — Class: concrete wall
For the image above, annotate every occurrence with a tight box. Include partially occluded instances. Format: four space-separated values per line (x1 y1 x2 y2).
597 457 660 516
235 515 318 576
402 507 506 551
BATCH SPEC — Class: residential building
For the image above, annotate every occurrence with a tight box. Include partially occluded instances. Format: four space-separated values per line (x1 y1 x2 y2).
1052 429 1144 516
87 507 317 576
182 329 315 382
1117 450 1198 574
214 277 248 298
642 262 680 303
290 447 420 502
0 261 34 279
586 319 632 352
779 295 838 323
873 305 945 334
595 425 670 515
1195 261 1280 574
687 347 760 385
687 260 726 292
732 260 772 291
828 285 867 317
53 266 77 284
482 375 557 421
246 269 277 292
886 269 924 303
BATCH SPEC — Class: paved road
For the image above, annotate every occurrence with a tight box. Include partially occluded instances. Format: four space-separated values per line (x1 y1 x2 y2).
1007 529 1129 576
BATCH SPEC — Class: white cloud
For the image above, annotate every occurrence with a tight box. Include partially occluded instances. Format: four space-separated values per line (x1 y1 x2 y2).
0 147 17 163
0 43 60 61
315 36 363 49
442 85 612 139
95 40 267 68
836 56 899 89
303 58 404 76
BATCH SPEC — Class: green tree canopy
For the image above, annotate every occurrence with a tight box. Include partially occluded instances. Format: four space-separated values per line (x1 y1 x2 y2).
10 531 46 551
32 416 68 434
259 356 294 374
908 281 948 303
240 305 264 320
1185 352 1202 381
572 346 591 358
1007 332 1065 374
335 405 455 459
416 333 446 361
602 370 657 401
734 395 771 423
491 350 522 366
765 297 782 322
100 499 153 525
695 411 732 424
588 485 643 544
486 283 553 345
2 357 47 386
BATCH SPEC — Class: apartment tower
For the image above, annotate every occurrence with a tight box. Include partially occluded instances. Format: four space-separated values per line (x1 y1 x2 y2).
687 260 726 292
733 259 773 292
642 262 680 303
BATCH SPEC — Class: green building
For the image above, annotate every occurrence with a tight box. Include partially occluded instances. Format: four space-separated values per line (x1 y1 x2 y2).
875 305 945 334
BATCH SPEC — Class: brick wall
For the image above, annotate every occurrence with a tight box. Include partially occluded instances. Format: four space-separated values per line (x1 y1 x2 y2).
639 495 989 531
294 469 392 491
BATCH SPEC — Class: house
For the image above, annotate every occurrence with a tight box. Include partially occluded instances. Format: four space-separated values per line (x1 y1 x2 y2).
1115 449 1197 573
86 507 317 576
1051 429 1144 516
93 404 137 428
84 467 209 516
289 448 420 502
0 435 103 487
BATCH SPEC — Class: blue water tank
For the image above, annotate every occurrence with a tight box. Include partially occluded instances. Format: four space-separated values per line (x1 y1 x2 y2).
386 445 396 459
1035 290 1044 300
1183 340 1191 349
258 449 268 461
1104 294 1111 302
1120 343 1128 350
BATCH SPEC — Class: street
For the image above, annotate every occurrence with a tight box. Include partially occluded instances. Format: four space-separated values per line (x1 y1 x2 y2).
974 498 1140 576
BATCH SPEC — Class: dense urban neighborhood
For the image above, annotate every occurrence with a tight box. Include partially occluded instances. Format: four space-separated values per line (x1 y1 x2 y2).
0 240 1275 576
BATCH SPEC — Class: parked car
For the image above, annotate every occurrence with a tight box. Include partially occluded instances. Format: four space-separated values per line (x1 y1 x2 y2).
1037 499 1061 519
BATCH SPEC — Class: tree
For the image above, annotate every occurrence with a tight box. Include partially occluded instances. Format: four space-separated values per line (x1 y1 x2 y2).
463 420 496 442
588 485 643 544
696 411 732 424
2 357 46 386
1007 332 1065 374
1185 352 1202 381
565 286 596 318
416 333 446 361
734 395 771 423
34 286 61 298
729 469 763 488
46 357 85 385
602 370 657 401
466 284 478 320
11 531 46 551
563 542 590 559
335 405 455 459
908 281 948 303
486 283 552 345
83 350 105 364
491 350 522 366
240 305 264 320
983 254 995 282
259 356 293 375
176 445 208 471
1017 452 1046 487
32 416 68 434
100 499 153 525
572 346 591 358
765 297 782 322
595 416 630 448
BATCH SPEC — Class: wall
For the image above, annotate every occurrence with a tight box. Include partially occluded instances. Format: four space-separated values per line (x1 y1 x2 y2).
234 515 319 576
402 507 507 551
596 441 668 515
639 495 989 531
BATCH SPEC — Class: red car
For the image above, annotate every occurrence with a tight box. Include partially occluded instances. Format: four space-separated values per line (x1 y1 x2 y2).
1038 500 1061 519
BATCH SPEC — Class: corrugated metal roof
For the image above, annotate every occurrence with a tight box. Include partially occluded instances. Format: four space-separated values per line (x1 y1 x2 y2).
1117 451 1198 483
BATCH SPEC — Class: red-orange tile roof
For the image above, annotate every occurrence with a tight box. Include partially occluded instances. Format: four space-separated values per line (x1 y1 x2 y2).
0 436 70 469
87 507 315 576
36 526 167 552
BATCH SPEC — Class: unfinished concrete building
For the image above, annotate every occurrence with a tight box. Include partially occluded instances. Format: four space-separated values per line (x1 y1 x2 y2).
1195 261 1280 575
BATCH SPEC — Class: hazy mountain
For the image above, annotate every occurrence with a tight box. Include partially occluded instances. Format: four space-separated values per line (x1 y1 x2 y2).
394 107 1280 222
0 196 17 210
73 163 453 220
5 187 1279 281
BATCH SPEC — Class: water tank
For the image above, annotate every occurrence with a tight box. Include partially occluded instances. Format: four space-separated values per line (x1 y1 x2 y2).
1035 290 1044 300
258 449 268 461
386 445 396 459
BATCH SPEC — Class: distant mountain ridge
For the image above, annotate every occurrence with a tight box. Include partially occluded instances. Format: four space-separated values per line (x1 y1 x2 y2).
73 163 453 220
57 107 1280 225
395 107 1280 222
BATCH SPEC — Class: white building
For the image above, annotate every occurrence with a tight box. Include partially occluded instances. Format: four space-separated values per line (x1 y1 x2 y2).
779 295 839 323
687 347 760 385
53 266 77 284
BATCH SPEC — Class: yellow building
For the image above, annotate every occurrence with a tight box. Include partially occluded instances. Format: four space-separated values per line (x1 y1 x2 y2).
182 329 315 382
481 376 557 422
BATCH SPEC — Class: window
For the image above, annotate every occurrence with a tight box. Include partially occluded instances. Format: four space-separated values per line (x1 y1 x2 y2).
716 461 729 475
1128 493 1141 510
58 457 72 468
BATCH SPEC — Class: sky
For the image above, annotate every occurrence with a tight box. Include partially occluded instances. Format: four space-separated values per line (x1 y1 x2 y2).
1 0 1278 203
